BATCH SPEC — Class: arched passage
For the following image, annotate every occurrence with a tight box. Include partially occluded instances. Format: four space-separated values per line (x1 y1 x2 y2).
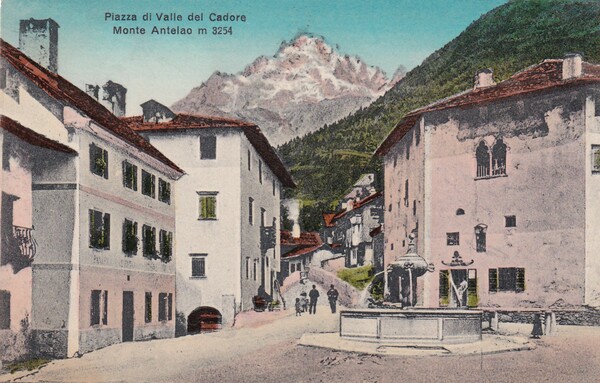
187 306 222 334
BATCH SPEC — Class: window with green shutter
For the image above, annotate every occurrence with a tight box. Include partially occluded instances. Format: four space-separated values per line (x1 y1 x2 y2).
122 219 138 255
198 192 217 220
489 267 525 292
90 143 108 179
158 178 171 204
122 161 137 190
141 170 155 198
89 209 110 249
142 225 156 258
159 229 173 262
467 269 478 307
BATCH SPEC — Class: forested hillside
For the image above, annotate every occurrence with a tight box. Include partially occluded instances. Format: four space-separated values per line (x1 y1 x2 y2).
279 0 600 216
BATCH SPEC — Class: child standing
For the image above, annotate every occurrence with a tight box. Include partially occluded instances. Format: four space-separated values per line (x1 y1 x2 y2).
295 297 302 316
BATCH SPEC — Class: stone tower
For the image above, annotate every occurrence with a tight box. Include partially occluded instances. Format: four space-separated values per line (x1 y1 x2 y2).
19 18 60 73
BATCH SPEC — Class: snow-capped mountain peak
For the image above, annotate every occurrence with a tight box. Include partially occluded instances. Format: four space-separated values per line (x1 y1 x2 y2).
172 34 405 145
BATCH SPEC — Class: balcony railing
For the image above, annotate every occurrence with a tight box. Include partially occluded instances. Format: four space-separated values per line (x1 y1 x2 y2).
13 225 37 262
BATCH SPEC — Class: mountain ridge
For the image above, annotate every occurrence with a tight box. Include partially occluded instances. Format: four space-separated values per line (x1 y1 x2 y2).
172 34 405 145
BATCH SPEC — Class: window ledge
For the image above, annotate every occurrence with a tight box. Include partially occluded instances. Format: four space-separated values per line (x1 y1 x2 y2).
592 170 600 175
190 276 207 280
198 218 217 221
474 174 508 181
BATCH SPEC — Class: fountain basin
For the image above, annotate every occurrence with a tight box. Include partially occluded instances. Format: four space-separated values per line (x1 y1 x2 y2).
340 308 482 344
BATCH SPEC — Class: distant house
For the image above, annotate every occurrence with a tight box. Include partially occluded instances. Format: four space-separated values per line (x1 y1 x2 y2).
322 176 384 271
375 55 600 309
280 230 323 279
124 103 295 333
1 19 183 359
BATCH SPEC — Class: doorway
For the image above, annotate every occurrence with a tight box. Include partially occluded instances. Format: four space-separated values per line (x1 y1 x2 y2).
122 291 134 342
439 269 478 307
187 306 222 334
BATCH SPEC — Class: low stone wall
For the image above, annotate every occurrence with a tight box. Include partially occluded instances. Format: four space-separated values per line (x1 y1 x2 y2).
486 306 600 326
0 329 31 362
79 327 121 355
32 329 68 359
134 324 175 342
321 256 345 273
307 267 362 307
280 268 363 308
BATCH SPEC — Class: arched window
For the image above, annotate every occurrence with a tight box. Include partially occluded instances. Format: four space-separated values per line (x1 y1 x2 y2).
475 224 487 253
492 139 507 176
476 141 490 178
456 208 465 216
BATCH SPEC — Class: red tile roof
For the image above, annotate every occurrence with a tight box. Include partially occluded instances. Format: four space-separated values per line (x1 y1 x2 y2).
282 244 323 259
323 191 383 227
280 230 323 259
123 114 296 188
0 39 184 175
280 230 322 246
376 59 600 156
322 213 337 228
1 115 77 154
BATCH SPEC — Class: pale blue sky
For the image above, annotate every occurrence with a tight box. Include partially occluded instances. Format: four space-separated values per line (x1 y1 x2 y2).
1 0 506 115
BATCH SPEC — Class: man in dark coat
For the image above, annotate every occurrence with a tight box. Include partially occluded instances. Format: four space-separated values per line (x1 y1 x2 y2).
327 284 339 313
308 285 320 314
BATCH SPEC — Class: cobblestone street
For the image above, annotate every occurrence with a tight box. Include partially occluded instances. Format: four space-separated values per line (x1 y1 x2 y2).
2 307 600 383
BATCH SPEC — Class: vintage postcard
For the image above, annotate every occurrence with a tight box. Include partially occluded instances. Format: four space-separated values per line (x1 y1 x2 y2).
1 0 599 381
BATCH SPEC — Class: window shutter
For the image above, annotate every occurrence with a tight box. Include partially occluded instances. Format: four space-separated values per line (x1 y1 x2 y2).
89 209 95 246
103 149 109 179
91 290 100 326
152 227 156 254
122 162 127 187
516 268 525 292
102 290 108 325
103 213 110 249
489 269 498 292
133 165 138 191
439 270 449 306
167 293 173 321
122 220 127 252
152 175 156 198
89 144 95 173
209 196 215 218
467 269 478 307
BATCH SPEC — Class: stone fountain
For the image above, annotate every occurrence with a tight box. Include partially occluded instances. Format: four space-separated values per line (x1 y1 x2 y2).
339 231 482 344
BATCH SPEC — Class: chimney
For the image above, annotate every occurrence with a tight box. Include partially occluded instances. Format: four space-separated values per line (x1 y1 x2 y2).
19 18 60 73
292 221 301 239
141 99 176 123
562 53 583 80
85 84 100 100
102 80 127 117
474 68 495 89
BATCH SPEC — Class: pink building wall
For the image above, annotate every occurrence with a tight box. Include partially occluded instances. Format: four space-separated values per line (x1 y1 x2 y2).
383 84 597 309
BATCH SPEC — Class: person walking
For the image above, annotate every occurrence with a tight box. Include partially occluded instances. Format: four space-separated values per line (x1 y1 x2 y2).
308 285 320 314
327 284 339 314
295 298 302 316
